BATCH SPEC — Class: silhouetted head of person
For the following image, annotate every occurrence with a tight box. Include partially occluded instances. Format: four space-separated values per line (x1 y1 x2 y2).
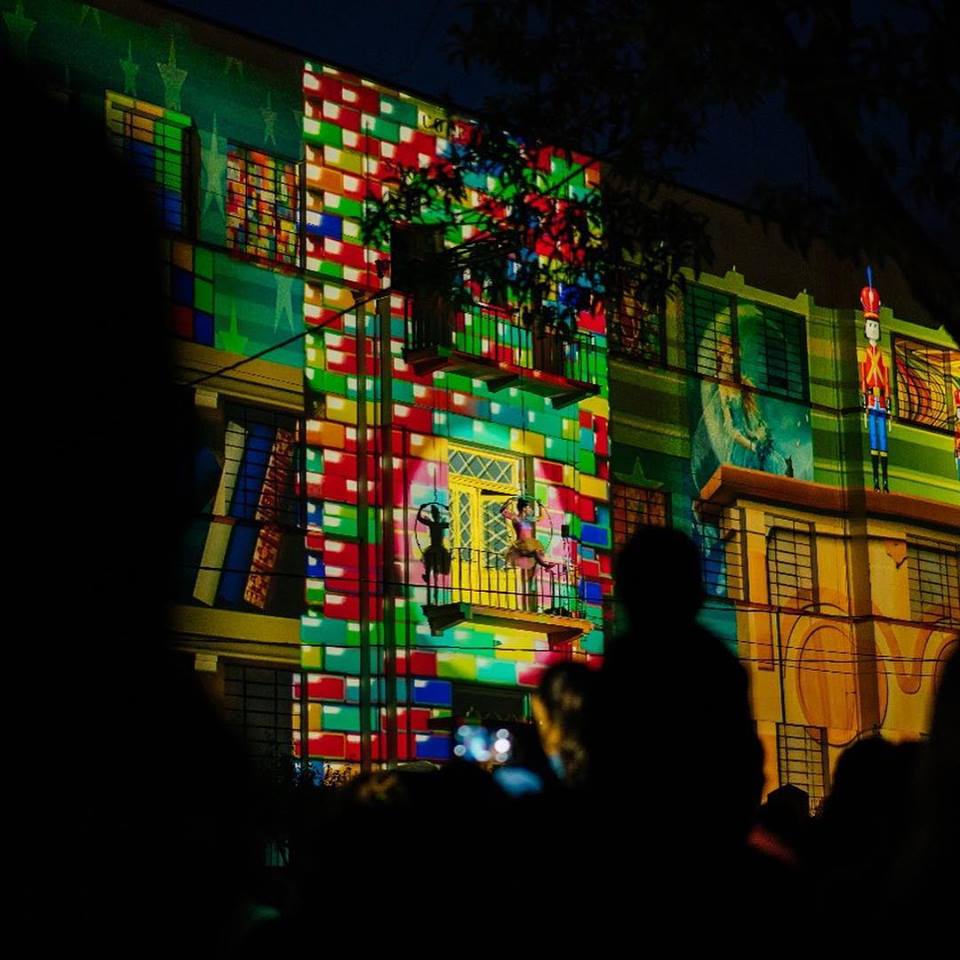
757 783 811 853
818 735 911 853
614 526 704 631
533 662 597 787
517 496 531 516
765 783 810 822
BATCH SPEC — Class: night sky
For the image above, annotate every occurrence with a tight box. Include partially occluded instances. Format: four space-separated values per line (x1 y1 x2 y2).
166 0 819 209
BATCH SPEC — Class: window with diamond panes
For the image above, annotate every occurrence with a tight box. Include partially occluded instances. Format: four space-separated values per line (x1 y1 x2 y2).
448 444 522 608
448 447 519 489
483 497 513 569
452 488 474 548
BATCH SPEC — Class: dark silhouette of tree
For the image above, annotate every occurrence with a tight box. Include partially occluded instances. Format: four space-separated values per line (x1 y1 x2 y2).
366 1 958 336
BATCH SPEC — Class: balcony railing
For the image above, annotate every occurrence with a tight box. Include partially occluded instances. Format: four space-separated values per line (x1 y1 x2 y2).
423 546 583 619
404 297 601 400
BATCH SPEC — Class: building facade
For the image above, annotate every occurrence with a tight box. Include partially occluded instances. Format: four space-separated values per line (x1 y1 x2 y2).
609 212 959 802
9 0 956 795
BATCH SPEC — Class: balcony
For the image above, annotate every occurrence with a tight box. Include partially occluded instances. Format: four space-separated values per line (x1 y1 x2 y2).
421 546 591 644
403 297 601 408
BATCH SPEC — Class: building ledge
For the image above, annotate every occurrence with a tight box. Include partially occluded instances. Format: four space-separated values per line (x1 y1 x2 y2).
168 603 301 665
172 341 303 409
422 602 592 645
698 465 960 529
403 345 599 408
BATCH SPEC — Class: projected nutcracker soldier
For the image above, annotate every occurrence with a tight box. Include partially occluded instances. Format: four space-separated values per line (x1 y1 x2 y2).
859 268 893 492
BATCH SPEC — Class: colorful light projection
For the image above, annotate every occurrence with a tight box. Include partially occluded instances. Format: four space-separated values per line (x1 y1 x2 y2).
688 287 814 492
163 239 215 346
226 146 300 267
106 91 191 233
182 403 304 618
298 63 612 765
955 380 960 480
893 336 960 436
860 269 892 492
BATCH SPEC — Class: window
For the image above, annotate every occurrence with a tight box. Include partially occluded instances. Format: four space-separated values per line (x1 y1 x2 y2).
609 290 664 365
693 504 746 601
766 516 817 609
907 539 960 625
180 397 305 617
893 336 960 433
390 223 446 292
684 285 737 380
106 91 192 234
741 303 809 402
446 444 528 609
227 146 300 267
449 446 520 488
392 223 455 353
684 285 810 402
776 722 829 809
612 483 669 551
448 446 521 554
224 663 296 773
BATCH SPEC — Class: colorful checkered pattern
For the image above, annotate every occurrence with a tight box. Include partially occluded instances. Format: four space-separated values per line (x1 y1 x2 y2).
162 239 215 345
106 91 191 233
298 64 612 763
226 146 300 267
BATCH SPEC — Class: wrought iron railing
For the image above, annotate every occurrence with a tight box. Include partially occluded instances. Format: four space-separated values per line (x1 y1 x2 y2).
424 545 583 618
405 297 601 387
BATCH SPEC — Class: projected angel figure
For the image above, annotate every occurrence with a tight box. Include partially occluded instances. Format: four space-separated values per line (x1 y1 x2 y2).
692 334 792 486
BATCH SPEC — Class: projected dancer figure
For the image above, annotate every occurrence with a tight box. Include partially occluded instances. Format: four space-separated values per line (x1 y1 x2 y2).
502 496 555 611
416 503 451 605
502 496 553 570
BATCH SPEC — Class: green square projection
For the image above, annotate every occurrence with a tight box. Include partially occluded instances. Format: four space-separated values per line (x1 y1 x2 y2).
213 253 303 367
